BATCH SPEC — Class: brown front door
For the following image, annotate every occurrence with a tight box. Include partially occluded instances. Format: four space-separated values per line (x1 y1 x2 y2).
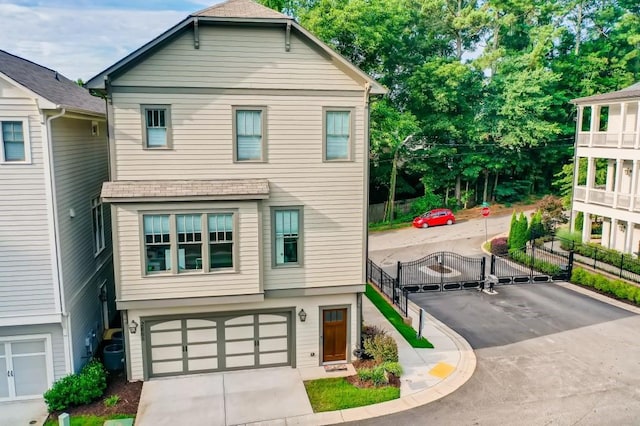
322 308 347 363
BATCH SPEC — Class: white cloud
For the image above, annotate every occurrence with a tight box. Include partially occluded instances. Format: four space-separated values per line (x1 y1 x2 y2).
0 4 187 80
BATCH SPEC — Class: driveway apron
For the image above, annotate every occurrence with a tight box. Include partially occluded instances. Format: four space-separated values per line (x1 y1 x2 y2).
135 367 313 426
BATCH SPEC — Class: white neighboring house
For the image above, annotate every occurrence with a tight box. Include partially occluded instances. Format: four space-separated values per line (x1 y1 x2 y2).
0 50 115 403
571 82 640 254
86 0 385 381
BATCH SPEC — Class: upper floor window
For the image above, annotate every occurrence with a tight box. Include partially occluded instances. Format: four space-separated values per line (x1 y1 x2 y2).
324 109 352 161
91 197 105 255
142 212 235 275
1 120 30 163
234 107 266 162
272 207 302 267
141 105 171 149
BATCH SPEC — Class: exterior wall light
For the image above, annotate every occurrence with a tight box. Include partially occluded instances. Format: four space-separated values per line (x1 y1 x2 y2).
298 309 307 322
129 320 139 334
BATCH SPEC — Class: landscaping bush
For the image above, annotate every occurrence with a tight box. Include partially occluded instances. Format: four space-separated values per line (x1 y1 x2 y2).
361 324 386 341
356 362 403 387
508 249 561 275
380 361 403 377
363 334 398 363
570 267 640 306
529 210 545 239
44 360 107 412
490 237 508 256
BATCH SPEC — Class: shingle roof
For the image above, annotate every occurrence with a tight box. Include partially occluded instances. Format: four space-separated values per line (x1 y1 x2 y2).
192 0 289 19
101 179 270 202
572 82 640 104
0 49 104 116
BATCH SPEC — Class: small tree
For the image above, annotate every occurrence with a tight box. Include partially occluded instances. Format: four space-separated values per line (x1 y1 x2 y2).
510 212 530 249
508 211 517 248
538 195 568 234
529 210 545 240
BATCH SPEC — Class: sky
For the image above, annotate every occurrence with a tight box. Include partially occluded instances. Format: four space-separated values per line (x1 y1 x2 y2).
0 0 224 81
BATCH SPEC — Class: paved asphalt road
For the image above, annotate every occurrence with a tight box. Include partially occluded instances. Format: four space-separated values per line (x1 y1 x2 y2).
357 214 640 425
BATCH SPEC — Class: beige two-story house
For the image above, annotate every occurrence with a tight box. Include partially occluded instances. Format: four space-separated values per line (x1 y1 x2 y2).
86 0 385 381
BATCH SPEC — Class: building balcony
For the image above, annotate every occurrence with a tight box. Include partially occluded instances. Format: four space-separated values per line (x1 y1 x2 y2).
573 185 640 213
577 132 638 148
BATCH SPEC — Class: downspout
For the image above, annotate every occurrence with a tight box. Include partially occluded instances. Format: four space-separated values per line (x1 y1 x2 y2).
359 82 372 355
44 107 74 374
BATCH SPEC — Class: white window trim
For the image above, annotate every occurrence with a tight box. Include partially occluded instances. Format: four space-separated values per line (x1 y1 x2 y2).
139 210 239 277
91 196 105 256
271 206 304 268
232 106 268 162
0 118 31 164
0 334 54 401
323 107 354 162
140 105 172 149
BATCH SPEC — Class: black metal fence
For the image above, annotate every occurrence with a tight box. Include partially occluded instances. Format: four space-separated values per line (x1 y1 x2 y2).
366 259 408 316
539 235 640 284
397 252 485 292
492 244 572 284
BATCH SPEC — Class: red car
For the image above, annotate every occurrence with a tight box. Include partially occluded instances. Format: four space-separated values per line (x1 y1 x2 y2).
412 208 456 228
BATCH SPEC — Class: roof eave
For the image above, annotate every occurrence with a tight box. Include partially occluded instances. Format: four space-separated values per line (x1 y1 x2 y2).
0 71 57 109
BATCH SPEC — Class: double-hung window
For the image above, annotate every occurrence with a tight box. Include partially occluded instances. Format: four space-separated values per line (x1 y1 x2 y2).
1 120 30 163
273 208 302 267
142 105 171 148
91 197 105 255
324 109 352 161
234 107 266 161
142 212 235 275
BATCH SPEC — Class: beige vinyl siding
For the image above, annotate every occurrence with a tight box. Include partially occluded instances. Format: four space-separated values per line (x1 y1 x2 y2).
0 98 55 316
126 293 357 380
0 324 66 380
112 26 361 92
115 201 261 301
111 92 365 290
51 118 111 301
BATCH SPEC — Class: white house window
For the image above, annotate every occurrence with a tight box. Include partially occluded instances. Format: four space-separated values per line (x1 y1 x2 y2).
176 214 202 271
234 107 266 161
325 110 352 161
1 120 30 163
208 213 233 270
91 197 105 255
144 215 171 273
142 212 235 275
273 208 302 266
142 106 171 148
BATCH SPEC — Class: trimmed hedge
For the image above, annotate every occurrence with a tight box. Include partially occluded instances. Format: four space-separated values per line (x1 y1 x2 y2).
508 249 561 275
490 237 508 256
44 359 107 412
571 267 640 305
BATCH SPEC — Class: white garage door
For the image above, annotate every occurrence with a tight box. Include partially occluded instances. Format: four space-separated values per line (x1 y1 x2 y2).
0 336 53 401
146 312 291 378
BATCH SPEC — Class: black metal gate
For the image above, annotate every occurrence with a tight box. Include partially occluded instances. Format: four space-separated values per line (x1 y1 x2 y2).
398 252 486 292
490 244 573 285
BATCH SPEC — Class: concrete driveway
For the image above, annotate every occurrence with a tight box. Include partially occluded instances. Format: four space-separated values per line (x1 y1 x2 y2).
135 367 313 426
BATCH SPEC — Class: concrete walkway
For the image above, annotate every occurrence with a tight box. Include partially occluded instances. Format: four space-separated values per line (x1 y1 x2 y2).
135 297 475 425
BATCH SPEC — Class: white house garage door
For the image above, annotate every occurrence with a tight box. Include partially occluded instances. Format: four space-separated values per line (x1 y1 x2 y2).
0 336 53 401
144 311 292 378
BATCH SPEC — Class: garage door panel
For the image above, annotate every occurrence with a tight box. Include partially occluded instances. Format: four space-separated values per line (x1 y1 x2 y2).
188 358 218 371
152 360 183 375
226 354 255 368
187 328 217 343
188 343 217 357
0 357 9 398
151 345 182 361
259 337 288 352
186 319 215 328
226 315 254 326
13 355 47 397
151 330 182 345
225 325 254 339
226 340 254 355
259 352 288 365
11 341 45 355
259 323 287 338
150 320 181 331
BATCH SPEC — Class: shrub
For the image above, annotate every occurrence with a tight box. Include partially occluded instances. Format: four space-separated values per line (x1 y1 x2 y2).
570 267 640 306
490 237 508 256
529 210 545 239
357 367 374 382
363 334 398 363
380 361 403 377
361 324 386 341
104 394 120 408
508 249 561 275
44 359 107 412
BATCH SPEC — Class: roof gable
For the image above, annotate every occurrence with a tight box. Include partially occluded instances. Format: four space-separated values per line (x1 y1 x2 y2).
0 49 105 116
192 0 289 19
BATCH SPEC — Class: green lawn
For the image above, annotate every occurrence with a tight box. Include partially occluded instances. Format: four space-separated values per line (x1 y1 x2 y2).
365 284 434 348
44 414 133 426
304 377 399 412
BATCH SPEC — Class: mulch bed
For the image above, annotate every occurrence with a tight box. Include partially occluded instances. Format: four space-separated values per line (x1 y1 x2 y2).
46 371 142 421
347 359 401 389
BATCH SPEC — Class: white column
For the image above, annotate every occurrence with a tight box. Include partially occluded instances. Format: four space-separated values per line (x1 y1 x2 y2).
602 219 611 249
625 221 634 254
610 218 617 249
590 105 599 147
631 159 639 212
619 102 627 148
636 101 640 149
606 159 615 191
582 214 592 243
614 158 624 208
585 157 596 203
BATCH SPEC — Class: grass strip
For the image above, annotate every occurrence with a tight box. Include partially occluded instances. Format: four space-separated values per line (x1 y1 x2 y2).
366 284 433 348
44 414 133 426
304 377 399 412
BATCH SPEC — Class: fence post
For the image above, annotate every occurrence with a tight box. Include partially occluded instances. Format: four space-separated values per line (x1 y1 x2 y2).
530 243 535 281
620 253 624 278
490 254 496 275
481 256 486 281
396 261 402 285
567 250 574 280
404 289 409 317
593 246 597 269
